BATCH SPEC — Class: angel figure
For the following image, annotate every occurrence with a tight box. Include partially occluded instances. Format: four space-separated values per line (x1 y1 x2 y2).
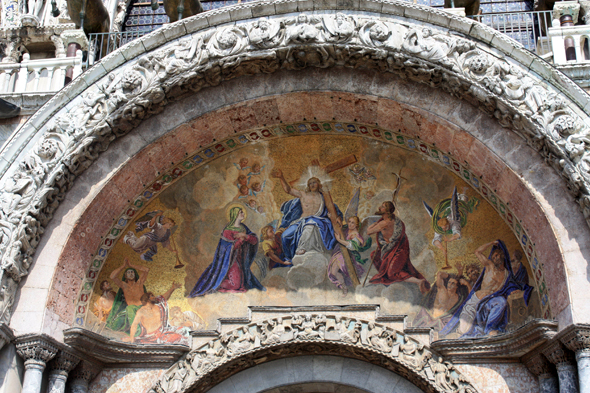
423 187 479 259
248 18 282 49
329 214 372 295
124 210 178 261
323 12 356 43
286 14 322 44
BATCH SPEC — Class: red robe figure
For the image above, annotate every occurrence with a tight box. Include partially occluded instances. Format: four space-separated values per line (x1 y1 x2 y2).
367 201 430 294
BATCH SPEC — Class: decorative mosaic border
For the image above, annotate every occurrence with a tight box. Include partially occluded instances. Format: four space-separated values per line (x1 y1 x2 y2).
74 121 551 328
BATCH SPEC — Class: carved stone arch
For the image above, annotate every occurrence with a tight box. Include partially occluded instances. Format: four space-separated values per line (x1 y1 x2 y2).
2 0 590 332
150 315 478 393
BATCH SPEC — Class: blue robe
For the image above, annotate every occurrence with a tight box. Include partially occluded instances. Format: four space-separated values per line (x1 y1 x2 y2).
279 197 342 261
189 224 265 297
439 240 533 338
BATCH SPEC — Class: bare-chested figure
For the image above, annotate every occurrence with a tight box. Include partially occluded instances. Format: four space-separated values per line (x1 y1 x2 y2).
431 272 460 319
105 258 149 332
456 240 509 336
272 169 342 260
367 201 429 293
128 282 189 345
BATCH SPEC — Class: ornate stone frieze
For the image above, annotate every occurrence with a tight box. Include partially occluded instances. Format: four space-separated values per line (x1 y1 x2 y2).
149 313 478 393
15 333 59 366
63 327 189 367
0 2 589 328
430 319 557 363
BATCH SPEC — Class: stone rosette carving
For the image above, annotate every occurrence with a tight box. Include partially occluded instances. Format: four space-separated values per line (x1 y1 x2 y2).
150 314 478 393
0 2 589 327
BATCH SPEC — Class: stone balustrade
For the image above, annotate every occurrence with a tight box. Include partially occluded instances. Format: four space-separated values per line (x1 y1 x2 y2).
0 51 82 95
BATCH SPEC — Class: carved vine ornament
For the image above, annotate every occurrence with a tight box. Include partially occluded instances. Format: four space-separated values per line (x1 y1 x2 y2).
0 6 588 326
150 315 477 393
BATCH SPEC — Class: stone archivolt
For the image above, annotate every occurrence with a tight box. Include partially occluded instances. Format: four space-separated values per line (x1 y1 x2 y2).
150 314 478 393
0 1 588 328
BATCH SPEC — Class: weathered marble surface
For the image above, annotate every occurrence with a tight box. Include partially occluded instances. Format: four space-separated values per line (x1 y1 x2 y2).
88 368 164 393
455 363 540 393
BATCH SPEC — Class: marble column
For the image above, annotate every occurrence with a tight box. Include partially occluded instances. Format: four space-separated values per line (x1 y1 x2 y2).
543 340 579 393
15 335 59 393
523 351 559 393
46 350 80 393
68 359 101 393
561 325 590 393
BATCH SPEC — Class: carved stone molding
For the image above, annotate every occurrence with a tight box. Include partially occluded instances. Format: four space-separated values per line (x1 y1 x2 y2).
0 323 14 351
15 333 59 367
430 319 557 364
560 324 590 354
0 0 589 329
149 310 479 393
63 327 189 368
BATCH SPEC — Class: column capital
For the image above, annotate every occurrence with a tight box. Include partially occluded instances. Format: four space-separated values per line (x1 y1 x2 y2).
70 359 102 383
522 349 555 377
48 348 81 376
560 324 590 354
542 340 576 366
14 334 59 368
59 29 89 51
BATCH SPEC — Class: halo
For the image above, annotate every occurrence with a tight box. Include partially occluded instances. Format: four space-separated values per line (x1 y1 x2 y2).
297 166 333 191
225 203 247 222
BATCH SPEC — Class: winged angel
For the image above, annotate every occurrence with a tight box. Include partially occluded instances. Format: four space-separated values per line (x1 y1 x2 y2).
422 187 479 262
124 210 179 262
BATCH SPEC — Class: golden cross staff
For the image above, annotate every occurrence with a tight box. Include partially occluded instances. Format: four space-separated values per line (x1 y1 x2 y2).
362 164 407 287
171 236 185 269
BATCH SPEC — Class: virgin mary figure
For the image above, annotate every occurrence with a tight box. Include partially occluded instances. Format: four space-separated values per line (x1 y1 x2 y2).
189 205 265 297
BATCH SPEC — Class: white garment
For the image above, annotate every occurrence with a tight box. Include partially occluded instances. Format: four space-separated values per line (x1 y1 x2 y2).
458 292 480 334
297 225 328 254
432 215 461 246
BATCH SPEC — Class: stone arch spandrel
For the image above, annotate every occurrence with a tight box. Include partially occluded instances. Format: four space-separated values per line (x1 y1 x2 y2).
2 1 589 335
25 77 572 338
